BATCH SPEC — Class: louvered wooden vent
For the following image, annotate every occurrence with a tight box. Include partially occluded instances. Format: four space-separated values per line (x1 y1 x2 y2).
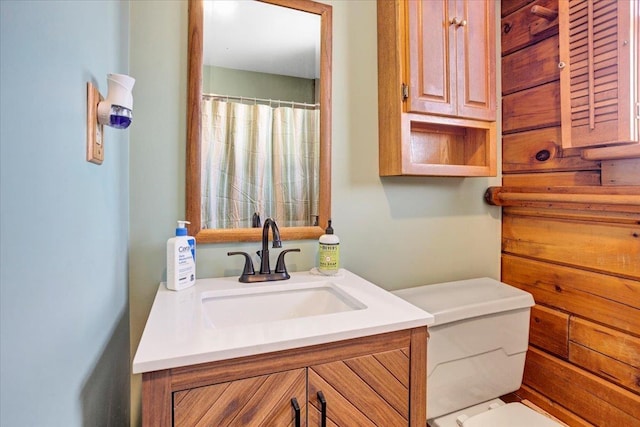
559 0 639 148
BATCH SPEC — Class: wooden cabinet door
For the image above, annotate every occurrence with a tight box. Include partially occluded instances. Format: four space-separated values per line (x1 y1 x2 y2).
307 348 410 426
454 0 496 121
407 0 457 117
407 0 495 121
173 368 306 426
559 0 639 148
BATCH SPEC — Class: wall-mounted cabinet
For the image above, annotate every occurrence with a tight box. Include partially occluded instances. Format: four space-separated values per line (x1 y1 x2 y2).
377 0 497 177
559 0 639 149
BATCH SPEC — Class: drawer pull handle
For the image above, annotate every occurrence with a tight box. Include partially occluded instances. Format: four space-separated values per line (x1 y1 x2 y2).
317 391 327 427
291 397 301 427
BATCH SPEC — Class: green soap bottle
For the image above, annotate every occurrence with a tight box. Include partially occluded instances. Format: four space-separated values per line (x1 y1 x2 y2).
318 219 340 275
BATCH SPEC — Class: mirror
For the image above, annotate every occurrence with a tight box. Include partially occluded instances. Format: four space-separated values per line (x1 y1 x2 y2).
186 0 332 243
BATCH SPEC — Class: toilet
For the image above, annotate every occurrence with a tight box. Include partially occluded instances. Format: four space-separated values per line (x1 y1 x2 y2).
393 277 563 427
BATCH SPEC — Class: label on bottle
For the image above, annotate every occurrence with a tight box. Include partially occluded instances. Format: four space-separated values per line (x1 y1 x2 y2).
169 237 196 291
319 242 339 274
178 238 196 285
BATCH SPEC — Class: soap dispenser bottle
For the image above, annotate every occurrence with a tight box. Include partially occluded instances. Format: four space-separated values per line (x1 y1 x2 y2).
318 219 340 275
167 220 196 291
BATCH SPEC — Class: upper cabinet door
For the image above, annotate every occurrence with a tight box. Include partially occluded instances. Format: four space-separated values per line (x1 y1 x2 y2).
455 0 496 121
407 0 456 117
407 0 496 121
559 0 639 148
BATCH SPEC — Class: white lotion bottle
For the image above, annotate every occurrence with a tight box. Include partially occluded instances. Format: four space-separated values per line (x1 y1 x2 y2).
318 219 340 275
167 220 196 291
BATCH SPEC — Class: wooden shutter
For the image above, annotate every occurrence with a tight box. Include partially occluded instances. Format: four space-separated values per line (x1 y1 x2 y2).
559 0 639 148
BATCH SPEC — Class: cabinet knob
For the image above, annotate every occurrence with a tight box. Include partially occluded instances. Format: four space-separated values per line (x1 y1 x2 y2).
449 17 467 27
558 61 566 69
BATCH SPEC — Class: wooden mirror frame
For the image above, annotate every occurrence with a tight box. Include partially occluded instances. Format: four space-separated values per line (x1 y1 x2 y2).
186 0 332 243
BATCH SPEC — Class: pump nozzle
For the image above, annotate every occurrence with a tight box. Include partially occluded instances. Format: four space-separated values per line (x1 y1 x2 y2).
176 220 191 236
325 219 334 235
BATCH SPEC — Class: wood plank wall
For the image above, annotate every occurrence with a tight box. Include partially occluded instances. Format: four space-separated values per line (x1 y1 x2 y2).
500 1 640 425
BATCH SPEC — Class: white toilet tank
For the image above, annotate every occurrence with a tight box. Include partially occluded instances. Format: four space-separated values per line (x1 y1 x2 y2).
393 278 535 419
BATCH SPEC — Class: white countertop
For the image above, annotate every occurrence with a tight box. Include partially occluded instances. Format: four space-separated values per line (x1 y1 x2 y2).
132 269 434 373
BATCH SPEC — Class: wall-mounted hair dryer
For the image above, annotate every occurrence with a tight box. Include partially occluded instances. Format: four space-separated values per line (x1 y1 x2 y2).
97 74 135 129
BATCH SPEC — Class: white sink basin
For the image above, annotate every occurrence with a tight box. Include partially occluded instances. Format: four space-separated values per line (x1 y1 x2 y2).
201 282 367 328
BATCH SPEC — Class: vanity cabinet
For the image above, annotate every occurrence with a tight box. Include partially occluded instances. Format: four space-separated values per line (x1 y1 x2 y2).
142 328 428 427
559 0 639 149
377 0 497 177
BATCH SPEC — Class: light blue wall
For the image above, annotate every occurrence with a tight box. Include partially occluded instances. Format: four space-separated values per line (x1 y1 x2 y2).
129 0 501 423
0 1 130 425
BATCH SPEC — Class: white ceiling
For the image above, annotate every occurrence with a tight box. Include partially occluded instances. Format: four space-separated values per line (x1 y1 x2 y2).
203 1 321 79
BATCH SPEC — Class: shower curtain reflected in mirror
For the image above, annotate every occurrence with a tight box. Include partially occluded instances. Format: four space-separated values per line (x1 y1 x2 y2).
202 99 320 229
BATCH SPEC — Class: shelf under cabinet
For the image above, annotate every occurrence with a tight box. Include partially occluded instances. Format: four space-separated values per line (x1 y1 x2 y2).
380 114 497 177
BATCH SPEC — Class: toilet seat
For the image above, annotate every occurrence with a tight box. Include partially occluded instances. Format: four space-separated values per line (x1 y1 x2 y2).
460 402 562 427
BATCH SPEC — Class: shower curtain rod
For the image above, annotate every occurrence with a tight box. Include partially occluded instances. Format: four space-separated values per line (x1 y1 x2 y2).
203 93 319 109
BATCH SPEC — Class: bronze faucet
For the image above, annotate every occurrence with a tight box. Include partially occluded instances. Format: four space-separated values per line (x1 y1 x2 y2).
228 218 300 283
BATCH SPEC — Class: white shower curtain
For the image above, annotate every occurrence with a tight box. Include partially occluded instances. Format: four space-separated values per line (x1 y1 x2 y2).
201 99 319 229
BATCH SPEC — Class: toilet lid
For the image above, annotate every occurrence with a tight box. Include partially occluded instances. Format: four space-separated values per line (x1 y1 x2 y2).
461 403 562 427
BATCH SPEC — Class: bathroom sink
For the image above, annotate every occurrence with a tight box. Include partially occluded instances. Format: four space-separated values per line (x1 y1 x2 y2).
201 282 367 328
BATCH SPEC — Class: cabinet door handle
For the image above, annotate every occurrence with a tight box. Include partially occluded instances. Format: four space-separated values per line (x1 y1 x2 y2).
291 398 301 427
317 391 327 427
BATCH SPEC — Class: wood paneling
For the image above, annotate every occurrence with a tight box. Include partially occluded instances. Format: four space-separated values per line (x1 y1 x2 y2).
500 0 640 423
569 317 640 393
516 384 599 427
502 126 600 173
503 82 561 133
502 35 560 95
502 213 640 279
524 347 640 426
501 0 558 55
529 304 569 358
502 0 535 18
602 159 640 186
570 317 640 368
502 254 640 336
502 171 600 186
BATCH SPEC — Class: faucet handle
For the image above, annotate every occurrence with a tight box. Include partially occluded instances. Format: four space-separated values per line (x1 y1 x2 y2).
275 249 301 274
227 251 255 277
